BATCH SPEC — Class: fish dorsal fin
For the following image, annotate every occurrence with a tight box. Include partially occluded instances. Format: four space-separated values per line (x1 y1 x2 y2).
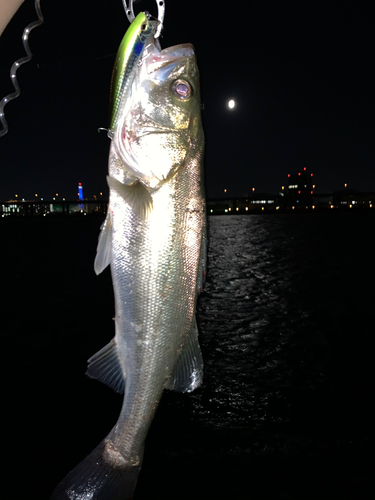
107 175 153 218
94 211 112 275
86 338 125 394
165 321 203 393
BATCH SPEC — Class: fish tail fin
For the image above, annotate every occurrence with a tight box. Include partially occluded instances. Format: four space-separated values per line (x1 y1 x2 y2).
51 438 142 500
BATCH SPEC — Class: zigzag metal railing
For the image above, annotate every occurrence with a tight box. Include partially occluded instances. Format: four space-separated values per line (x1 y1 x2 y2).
0 0 44 137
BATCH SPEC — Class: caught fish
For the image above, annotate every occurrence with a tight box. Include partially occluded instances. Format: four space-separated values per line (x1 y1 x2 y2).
52 14 205 500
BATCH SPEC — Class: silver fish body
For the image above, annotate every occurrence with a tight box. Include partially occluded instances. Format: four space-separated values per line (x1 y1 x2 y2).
52 42 205 500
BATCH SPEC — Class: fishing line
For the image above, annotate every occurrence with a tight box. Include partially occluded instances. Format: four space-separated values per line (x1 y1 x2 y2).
0 0 44 138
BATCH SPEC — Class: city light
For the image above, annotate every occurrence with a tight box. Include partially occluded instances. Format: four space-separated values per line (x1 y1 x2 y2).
3 171 373 217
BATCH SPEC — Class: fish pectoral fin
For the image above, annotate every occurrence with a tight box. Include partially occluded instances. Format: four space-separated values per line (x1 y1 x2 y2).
94 211 112 275
165 321 203 393
86 338 125 394
107 175 153 218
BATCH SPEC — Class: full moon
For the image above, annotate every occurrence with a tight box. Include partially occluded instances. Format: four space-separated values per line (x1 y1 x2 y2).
228 99 236 109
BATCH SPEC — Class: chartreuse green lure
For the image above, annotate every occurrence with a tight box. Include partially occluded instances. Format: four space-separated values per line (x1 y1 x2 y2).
109 12 154 137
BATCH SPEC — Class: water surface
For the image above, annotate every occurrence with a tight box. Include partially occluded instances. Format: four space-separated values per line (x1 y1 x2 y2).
2 213 373 499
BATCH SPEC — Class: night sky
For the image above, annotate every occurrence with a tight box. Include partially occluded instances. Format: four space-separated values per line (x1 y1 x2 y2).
0 0 374 201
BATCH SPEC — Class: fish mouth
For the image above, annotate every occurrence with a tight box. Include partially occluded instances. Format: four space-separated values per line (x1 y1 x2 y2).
144 42 195 75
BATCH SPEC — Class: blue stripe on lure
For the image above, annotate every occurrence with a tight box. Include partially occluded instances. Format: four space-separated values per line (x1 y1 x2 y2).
108 12 155 137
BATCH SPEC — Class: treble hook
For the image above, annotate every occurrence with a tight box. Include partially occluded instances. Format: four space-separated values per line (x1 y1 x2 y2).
122 0 165 38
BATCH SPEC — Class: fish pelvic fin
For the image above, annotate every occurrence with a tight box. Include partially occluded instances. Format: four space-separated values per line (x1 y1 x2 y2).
107 175 153 218
86 338 125 394
94 211 112 275
165 320 203 393
51 438 142 500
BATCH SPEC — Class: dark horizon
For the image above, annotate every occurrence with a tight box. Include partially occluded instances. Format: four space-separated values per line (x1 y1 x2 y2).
1 1 374 200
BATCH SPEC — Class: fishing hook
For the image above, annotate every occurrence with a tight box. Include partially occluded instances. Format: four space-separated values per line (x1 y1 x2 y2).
0 0 44 138
122 0 165 38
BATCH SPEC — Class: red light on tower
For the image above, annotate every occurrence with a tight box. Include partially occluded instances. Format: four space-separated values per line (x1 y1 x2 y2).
310 191 313 194
311 173 313 177
298 172 301 176
288 174 290 178
304 167 306 171
298 191 301 194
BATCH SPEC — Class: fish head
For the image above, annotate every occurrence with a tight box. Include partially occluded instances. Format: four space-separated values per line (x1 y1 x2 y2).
114 43 203 187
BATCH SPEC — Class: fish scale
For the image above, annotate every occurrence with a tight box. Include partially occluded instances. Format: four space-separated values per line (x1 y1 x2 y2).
52 32 205 500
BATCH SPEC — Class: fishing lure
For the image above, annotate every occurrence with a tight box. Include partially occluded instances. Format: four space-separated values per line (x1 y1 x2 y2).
108 2 165 137
108 12 155 138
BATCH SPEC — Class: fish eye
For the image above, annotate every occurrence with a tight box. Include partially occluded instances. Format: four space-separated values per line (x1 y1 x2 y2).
141 23 147 30
172 79 192 100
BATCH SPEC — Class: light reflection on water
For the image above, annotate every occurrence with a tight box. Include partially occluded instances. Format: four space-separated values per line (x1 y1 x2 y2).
3 214 372 499
193 214 345 429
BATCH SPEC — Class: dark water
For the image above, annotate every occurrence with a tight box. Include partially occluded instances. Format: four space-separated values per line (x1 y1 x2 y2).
2 213 374 499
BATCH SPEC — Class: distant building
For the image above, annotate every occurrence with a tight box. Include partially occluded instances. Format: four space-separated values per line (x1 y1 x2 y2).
207 193 277 214
332 189 374 208
285 167 314 207
78 182 83 210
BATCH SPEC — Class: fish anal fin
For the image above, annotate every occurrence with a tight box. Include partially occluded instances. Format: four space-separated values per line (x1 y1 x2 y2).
86 338 125 394
165 321 203 393
107 175 153 218
94 211 112 275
